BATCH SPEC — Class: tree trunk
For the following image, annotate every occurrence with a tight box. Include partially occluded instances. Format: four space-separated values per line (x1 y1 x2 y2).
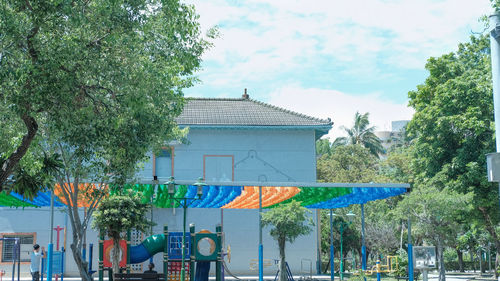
479 250 484 274
437 237 446 281
70 238 91 281
457 249 464 273
62 186 93 281
279 236 287 281
112 236 121 275
478 207 500 278
469 251 475 272
400 222 404 251
0 114 38 190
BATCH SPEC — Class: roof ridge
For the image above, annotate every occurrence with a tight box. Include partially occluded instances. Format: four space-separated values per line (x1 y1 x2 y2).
247 98 332 125
186 97 245 101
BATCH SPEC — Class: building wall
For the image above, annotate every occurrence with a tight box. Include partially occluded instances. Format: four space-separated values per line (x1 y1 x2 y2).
138 128 318 182
1 128 320 277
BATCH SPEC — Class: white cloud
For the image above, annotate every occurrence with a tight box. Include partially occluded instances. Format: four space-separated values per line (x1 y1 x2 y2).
267 85 415 140
184 0 490 131
189 0 491 80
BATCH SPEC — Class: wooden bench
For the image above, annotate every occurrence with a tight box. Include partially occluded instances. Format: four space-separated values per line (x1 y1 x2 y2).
114 273 165 281
395 276 409 281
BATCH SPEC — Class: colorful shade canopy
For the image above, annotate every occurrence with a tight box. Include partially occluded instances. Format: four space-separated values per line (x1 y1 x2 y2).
0 191 65 208
0 184 408 209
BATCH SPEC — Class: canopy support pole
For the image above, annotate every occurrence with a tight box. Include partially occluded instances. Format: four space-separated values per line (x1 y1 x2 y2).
361 204 366 271
408 217 413 281
317 210 322 274
48 190 55 281
330 209 334 281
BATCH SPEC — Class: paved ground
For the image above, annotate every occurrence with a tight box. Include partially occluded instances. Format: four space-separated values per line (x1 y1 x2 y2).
3 273 498 281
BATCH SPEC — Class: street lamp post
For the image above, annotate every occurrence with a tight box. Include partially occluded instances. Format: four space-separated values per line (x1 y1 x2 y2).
166 177 206 281
330 211 356 281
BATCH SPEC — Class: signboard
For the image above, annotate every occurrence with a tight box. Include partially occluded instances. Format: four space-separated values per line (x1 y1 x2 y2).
51 251 63 274
486 152 500 182
413 246 436 269
41 251 64 275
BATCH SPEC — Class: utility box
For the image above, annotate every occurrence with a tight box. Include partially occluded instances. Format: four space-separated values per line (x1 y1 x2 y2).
486 152 500 182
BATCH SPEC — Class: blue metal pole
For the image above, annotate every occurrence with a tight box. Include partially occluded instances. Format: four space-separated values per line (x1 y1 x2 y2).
317 210 322 275
361 204 366 271
89 244 93 273
61 248 65 281
47 244 53 281
48 190 54 281
330 209 334 281
41 254 45 281
259 186 264 281
408 218 413 281
12 238 18 281
340 224 344 281
376 260 381 281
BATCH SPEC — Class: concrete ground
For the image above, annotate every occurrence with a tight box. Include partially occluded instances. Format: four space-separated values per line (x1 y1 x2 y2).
2 272 498 281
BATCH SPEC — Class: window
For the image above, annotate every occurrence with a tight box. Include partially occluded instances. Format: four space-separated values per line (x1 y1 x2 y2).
1 234 35 262
154 148 174 178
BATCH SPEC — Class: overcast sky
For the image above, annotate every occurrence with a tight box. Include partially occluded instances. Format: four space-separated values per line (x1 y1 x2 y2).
184 0 492 139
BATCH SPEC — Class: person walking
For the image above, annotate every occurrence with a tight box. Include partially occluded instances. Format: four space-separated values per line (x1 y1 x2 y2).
30 244 45 281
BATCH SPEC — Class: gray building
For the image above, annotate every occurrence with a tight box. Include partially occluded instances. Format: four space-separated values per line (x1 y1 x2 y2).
375 120 409 157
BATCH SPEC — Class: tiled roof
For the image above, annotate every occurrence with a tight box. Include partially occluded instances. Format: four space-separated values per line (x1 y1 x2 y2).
176 98 333 127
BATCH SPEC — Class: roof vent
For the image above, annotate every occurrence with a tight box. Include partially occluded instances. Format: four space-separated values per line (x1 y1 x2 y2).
242 88 249 99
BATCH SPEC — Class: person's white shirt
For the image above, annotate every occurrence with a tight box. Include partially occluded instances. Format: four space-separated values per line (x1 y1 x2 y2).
30 250 43 272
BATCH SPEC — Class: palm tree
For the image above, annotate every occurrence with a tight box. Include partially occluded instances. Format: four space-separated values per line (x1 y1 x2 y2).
335 112 384 157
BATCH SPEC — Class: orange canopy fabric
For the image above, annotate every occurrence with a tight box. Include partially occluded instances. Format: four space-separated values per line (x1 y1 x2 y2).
54 183 108 208
222 186 300 209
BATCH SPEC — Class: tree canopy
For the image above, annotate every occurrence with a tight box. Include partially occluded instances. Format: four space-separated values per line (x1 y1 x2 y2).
317 144 385 183
407 34 499 277
0 0 214 192
1 1 213 281
334 112 384 157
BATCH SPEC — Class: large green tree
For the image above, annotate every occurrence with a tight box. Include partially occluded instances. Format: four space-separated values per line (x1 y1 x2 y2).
1 1 213 280
262 201 314 281
334 112 384 157
0 0 214 191
407 34 500 276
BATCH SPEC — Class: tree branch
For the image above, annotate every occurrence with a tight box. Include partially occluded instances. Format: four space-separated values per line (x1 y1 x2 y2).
0 113 38 191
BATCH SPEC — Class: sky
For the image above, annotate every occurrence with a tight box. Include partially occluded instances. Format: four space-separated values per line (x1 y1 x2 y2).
184 0 493 139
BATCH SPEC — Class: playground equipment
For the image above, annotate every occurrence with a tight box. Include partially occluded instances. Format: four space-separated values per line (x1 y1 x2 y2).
0 238 20 281
363 256 399 275
273 262 294 281
41 225 67 281
98 224 226 281
353 256 399 281
41 248 65 281
356 256 399 281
